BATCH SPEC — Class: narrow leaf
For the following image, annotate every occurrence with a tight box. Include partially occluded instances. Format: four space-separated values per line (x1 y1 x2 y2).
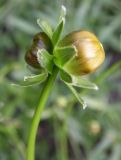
66 83 87 109
51 5 66 45
60 69 72 83
37 19 53 39
52 18 65 45
37 49 54 74
59 5 66 22
11 72 47 87
54 45 77 67
71 76 99 90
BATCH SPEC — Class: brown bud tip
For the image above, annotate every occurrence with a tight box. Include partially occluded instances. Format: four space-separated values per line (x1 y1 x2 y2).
60 31 105 76
25 32 52 69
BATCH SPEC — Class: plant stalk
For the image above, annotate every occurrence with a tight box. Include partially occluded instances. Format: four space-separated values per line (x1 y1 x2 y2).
26 66 58 160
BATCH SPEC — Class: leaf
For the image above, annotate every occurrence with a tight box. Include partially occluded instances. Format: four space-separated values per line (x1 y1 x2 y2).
54 45 77 67
37 49 54 74
37 20 53 39
66 83 87 109
59 5 66 22
11 72 47 87
51 5 66 45
60 69 72 83
71 76 99 90
52 18 65 45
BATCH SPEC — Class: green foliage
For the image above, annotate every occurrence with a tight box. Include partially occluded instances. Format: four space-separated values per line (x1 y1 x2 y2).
37 20 53 39
37 49 54 74
54 45 77 67
0 0 121 160
12 71 48 87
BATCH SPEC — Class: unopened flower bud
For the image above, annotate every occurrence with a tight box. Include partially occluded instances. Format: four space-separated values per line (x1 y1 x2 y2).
25 32 52 68
59 31 105 76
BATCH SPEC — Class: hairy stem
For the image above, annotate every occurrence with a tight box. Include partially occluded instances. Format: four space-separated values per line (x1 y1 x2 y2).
26 66 58 160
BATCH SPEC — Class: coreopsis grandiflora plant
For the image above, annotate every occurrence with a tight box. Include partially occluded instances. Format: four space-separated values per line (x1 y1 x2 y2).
13 6 105 160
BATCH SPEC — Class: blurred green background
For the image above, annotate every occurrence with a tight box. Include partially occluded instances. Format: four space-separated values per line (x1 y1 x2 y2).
0 0 121 160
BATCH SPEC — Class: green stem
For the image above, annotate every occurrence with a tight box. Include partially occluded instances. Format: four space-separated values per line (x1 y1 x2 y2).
26 66 58 160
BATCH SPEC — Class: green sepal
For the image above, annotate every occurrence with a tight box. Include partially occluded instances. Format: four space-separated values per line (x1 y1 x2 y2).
52 5 66 46
71 76 99 90
11 71 48 87
37 49 54 74
54 45 77 67
52 18 65 46
66 83 87 109
59 64 98 90
37 19 53 39
59 5 66 22
60 69 72 83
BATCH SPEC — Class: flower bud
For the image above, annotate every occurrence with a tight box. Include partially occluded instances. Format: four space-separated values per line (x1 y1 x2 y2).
59 31 105 76
25 32 52 68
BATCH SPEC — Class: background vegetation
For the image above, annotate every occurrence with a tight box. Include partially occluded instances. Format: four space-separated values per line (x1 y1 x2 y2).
0 0 121 160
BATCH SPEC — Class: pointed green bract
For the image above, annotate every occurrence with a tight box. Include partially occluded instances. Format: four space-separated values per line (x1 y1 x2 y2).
59 5 66 22
11 72 48 87
37 19 53 39
52 5 66 46
60 69 72 83
66 83 87 109
37 49 54 74
59 68 98 90
71 76 99 90
52 18 65 45
54 45 77 67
